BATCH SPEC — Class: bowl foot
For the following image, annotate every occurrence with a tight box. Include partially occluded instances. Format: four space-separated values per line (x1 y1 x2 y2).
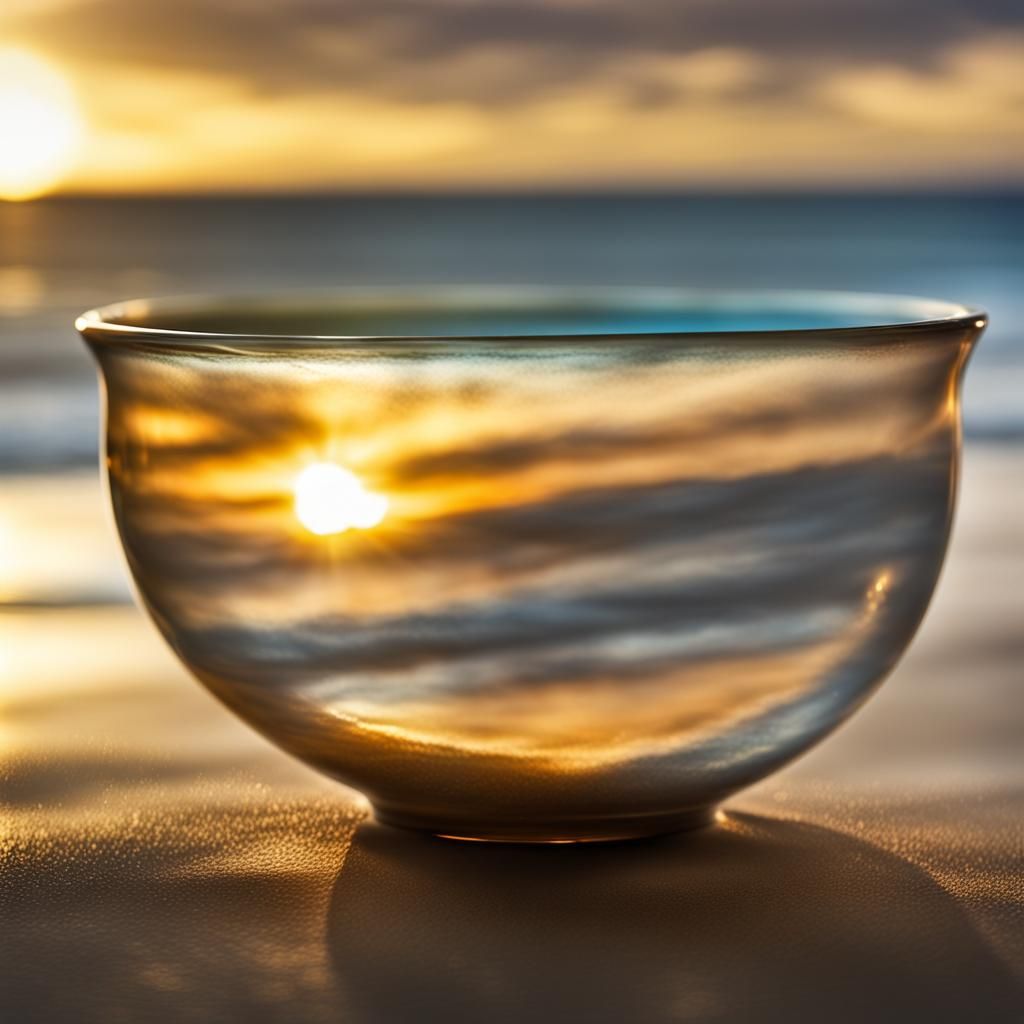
371 805 717 844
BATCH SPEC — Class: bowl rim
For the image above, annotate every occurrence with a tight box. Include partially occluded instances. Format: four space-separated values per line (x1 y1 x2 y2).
76 286 987 348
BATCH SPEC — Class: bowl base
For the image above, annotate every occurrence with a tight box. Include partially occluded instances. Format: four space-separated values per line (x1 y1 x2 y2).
372 805 717 844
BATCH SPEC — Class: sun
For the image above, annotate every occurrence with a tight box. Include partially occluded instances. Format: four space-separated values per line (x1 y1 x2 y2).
294 462 389 536
0 49 83 202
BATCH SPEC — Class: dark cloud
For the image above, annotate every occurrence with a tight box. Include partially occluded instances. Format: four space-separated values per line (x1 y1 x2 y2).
11 0 1024 108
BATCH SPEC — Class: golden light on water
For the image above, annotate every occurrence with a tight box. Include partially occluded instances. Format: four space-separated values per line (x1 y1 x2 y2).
294 462 389 536
0 49 82 201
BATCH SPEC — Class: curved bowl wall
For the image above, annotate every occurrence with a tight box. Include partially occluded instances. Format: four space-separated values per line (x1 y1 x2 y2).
79 290 984 841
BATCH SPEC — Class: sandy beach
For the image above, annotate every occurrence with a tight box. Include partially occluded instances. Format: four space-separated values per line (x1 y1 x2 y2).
1 441 1020 1021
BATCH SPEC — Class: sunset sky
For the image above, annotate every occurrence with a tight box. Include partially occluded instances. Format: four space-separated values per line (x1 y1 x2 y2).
1 0 1023 195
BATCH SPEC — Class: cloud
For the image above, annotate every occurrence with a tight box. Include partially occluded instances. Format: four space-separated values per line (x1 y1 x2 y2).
819 33 1024 131
9 0 1022 104
4 0 1023 188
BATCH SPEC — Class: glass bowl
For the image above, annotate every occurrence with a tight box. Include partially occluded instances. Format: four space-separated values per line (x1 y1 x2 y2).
77 288 985 842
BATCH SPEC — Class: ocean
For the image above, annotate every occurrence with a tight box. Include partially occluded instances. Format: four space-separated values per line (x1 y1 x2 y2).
2 193 1023 474
1 193 1021 606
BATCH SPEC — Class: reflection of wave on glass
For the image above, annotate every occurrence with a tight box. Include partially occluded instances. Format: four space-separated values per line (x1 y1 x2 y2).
90 317 975 838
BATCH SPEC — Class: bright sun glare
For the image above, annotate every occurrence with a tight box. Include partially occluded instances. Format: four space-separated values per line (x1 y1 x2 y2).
294 462 389 536
0 49 82 202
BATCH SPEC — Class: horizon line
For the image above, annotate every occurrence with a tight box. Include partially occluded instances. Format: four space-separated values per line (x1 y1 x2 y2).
18 183 1024 203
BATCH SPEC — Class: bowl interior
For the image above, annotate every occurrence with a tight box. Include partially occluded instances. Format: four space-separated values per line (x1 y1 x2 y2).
81 288 978 342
